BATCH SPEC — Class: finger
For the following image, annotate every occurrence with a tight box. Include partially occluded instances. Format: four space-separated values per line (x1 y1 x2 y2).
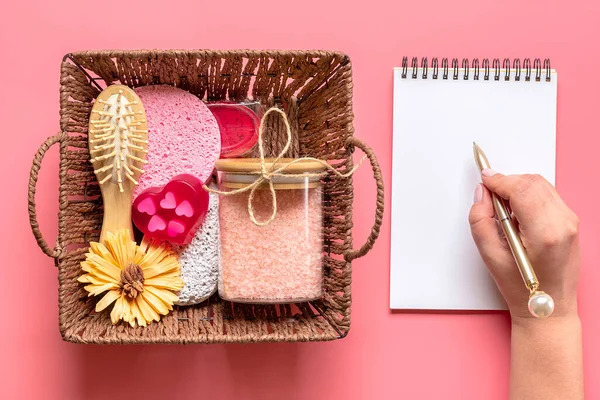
480 170 519 199
469 184 510 265
481 171 563 227
481 170 554 202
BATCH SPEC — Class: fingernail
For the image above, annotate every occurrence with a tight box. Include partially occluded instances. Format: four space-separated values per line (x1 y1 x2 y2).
473 184 483 203
482 169 497 177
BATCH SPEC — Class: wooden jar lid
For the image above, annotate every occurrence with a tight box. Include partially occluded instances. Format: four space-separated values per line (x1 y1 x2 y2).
215 158 326 174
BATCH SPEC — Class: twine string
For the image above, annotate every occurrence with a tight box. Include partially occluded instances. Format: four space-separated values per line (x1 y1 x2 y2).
203 107 366 226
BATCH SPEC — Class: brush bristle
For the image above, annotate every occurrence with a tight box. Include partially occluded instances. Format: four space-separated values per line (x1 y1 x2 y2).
89 86 148 192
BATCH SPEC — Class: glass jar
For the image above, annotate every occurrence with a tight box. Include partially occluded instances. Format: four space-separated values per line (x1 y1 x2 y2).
215 158 325 303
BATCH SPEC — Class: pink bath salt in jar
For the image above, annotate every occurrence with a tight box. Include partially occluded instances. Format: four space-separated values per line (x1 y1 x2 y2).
215 158 326 303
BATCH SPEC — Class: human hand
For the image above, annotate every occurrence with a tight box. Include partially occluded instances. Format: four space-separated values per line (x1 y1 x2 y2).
468 170 580 324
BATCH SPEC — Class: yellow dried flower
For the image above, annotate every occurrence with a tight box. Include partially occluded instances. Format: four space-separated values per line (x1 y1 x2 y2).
78 230 184 327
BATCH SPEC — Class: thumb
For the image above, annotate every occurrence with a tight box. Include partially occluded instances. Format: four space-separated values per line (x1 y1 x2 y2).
469 184 511 267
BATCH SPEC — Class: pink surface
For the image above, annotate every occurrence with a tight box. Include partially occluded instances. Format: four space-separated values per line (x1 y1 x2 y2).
3 0 600 399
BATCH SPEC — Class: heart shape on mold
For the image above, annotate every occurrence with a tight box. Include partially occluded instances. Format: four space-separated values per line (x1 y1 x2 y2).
160 192 177 209
132 174 209 245
148 215 166 232
168 220 186 237
175 200 194 217
137 197 157 216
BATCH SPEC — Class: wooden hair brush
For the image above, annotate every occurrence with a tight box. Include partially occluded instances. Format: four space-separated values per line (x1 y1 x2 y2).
89 85 148 243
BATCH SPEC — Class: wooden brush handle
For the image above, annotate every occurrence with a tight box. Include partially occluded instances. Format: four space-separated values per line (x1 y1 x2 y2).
100 184 135 243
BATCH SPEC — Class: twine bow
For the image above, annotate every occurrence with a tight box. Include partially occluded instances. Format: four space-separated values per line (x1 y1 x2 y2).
203 107 365 226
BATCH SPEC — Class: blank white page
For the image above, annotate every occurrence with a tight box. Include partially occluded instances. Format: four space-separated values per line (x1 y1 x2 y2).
390 68 557 310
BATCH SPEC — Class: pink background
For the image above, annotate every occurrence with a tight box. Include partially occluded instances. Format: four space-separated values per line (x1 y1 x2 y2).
2 0 599 398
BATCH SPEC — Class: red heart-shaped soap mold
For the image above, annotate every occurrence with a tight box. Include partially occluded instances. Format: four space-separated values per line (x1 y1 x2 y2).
132 174 209 244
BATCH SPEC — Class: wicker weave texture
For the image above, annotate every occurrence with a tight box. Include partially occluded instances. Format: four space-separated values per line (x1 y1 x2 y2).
28 50 384 344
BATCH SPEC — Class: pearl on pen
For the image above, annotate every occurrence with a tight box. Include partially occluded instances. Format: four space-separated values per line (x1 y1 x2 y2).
528 291 555 318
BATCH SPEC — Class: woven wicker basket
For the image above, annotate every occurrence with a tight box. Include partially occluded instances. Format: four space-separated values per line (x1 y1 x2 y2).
28 50 384 344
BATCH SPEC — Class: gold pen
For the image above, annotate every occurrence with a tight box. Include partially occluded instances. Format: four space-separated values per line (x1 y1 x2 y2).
473 142 554 318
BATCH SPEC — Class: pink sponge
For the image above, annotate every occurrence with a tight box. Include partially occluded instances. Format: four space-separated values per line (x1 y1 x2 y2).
132 85 220 199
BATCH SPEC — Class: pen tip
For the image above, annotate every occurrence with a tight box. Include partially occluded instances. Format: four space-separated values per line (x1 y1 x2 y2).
473 141 477 146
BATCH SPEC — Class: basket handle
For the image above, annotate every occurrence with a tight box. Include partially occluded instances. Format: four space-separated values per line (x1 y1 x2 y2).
344 137 385 262
28 133 67 260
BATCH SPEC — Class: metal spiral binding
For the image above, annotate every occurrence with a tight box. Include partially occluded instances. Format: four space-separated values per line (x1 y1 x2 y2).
400 57 552 81
493 59 501 81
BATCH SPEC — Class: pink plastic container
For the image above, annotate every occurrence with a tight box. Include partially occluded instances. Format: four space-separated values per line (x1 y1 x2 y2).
208 102 260 158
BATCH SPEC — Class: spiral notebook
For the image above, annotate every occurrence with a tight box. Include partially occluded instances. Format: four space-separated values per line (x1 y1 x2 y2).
390 58 557 310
